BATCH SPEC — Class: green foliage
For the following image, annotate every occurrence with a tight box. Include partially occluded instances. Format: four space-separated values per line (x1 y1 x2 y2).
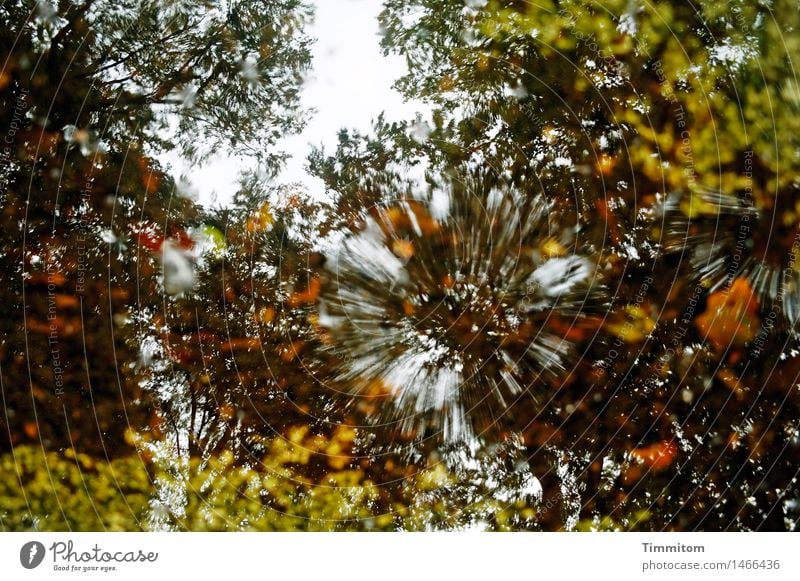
378 0 800 198
2 0 312 165
0 446 151 531
0 441 543 531
156 441 393 532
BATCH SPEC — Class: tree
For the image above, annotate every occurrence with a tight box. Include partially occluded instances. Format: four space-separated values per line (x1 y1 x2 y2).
3 0 312 165
0 0 311 458
303 0 800 530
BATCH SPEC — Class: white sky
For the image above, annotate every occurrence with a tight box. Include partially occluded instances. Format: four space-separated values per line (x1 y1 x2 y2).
165 0 424 207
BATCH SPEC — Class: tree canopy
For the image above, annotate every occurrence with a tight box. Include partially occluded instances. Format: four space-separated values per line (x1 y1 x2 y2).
1 0 798 532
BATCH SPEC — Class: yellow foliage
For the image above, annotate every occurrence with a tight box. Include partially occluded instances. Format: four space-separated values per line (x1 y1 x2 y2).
606 304 656 342
245 203 274 233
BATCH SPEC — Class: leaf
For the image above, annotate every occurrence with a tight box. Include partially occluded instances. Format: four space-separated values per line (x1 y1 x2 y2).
606 304 656 342
287 277 321 307
695 278 760 351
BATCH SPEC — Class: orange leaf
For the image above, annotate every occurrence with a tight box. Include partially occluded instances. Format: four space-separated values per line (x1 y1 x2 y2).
23 422 39 439
221 337 261 352
26 273 66 287
287 277 321 307
631 441 677 472
255 307 276 324
392 239 414 260
137 157 162 194
54 294 79 308
695 278 760 351
596 153 616 176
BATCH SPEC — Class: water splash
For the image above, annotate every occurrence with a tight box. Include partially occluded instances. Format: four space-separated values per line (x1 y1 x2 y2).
319 182 604 446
